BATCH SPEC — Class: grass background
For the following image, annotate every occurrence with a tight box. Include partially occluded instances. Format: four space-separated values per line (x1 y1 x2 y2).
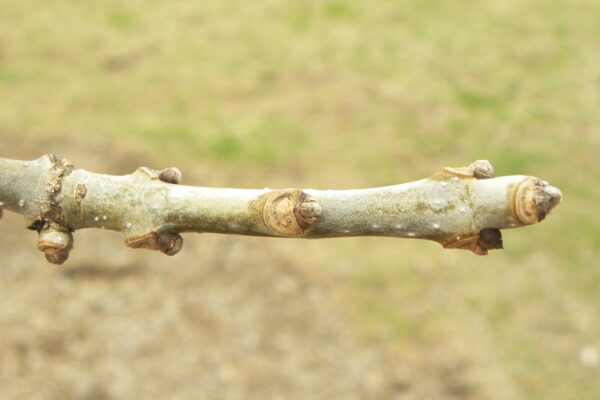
0 0 599 399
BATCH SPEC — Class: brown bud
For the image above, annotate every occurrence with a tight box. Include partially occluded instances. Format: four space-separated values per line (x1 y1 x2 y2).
477 228 503 251
470 160 494 179
157 232 183 256
45 249 70 265
296 198 322 227
441 160 494 180
27 219 45 231
515 177 562 225
37 225 73 265
159 167 182 184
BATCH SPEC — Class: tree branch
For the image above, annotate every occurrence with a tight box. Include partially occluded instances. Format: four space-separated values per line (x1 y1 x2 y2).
0 155 562 264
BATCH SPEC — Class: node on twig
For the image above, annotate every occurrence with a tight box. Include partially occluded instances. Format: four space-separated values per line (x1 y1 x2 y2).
126 231 184 256
36 224 74 265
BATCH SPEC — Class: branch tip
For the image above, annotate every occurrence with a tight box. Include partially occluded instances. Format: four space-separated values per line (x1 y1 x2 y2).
515 177 562 224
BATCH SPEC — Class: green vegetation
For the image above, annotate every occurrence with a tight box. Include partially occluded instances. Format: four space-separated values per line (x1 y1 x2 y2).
1 0 598 398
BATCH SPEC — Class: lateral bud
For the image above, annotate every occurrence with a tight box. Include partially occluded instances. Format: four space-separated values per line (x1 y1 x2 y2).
133 166 182 184
296 195 322 228
156 232 184 255
126 231 184 256
440 159 494 180
159 167 182 184
442 228 503 256
262 190 322 236
37 223 74 265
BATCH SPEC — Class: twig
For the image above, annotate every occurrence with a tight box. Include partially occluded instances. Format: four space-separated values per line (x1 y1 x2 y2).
0 155 562 264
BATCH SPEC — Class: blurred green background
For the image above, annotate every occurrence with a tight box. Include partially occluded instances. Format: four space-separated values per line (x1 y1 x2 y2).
1 0 599 399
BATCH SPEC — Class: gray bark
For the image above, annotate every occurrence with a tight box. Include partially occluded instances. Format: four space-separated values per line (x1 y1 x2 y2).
0 155 562 264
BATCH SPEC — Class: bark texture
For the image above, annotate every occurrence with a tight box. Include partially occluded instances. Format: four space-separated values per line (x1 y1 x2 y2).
0 155 562 264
